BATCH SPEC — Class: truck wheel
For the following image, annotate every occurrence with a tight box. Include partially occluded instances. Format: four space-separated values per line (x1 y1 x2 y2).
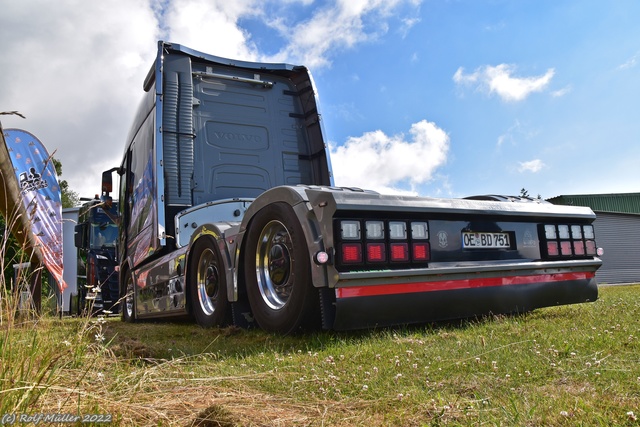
189 238 229 327
244 203 318 334
121 269 135 323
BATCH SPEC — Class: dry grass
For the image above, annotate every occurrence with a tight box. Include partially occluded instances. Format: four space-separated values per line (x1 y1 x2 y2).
2 284 640 426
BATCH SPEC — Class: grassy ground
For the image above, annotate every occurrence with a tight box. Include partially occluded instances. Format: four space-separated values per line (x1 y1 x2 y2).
2 284 640 426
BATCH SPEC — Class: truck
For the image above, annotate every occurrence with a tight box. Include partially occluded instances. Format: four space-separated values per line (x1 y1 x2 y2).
101 41 602 332
73 197 120 314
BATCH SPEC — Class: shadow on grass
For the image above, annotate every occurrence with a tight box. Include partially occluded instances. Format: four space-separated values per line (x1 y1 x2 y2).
101 307 539 364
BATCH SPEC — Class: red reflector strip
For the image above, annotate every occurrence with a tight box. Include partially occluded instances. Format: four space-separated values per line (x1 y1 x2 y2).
367 243 386 262
547 241 559 256
336 271 596 298
412 242 430 261
390 243 408 261
560 241 572 256
342 243 362 263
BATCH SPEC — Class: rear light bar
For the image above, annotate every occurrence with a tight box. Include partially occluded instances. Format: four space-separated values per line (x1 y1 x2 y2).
366 243 386 262
342 243 362 263
390 243 409 262
542 224 599 259
337 219 431 268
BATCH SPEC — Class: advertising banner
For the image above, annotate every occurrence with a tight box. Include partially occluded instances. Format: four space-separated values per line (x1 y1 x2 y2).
3 128 66 291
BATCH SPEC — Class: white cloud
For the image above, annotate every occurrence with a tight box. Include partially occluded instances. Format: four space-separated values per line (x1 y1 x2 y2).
618 51 639 70
453 64 555 102
400 17 421 38
161 0 260 60
0 0 423 199
551 85 572 98
518 159 545 173
329 120 449 195
263 0 421 68
497 120 522 147
496 120 539 148
0 0 158 198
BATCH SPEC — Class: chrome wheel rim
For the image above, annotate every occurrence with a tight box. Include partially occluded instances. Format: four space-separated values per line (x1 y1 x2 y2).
197 247 219 316
255 220 294 310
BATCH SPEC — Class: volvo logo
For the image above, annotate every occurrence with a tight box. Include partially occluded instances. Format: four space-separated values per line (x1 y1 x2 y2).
213 132 262 142
522 230 538 247
437 230 448 248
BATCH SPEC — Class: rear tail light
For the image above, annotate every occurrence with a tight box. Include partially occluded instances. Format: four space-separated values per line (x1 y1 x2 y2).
337 219 430 269
543 224 598 259
366 243 386 262
544 224 557 239
390 243 409 262
583 225 595 239
341 243 362 263
413 242 430 261
571 225 582 239
560 241 572 256
411 222 429 239
366 221 384 239
389 222 407 239
340 221 361 239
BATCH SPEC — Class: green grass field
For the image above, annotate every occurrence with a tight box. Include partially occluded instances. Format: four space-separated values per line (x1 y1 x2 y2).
2 284 639 426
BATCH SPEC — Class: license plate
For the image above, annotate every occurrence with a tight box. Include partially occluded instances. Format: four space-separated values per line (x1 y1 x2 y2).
462 231 510 249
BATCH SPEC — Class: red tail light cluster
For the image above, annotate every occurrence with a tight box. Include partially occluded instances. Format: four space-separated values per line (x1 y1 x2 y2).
336 219 430 270
542 224 598 259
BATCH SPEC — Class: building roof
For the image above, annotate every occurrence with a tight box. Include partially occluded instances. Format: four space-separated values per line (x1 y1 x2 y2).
547 192 640 215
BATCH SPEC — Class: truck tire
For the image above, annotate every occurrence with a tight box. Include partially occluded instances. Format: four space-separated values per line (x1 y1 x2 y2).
244 203 319 333
189 237 229 328
121 269 135 323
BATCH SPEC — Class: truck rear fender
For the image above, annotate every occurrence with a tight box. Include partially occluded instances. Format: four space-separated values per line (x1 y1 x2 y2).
185 223 238 304
235 185 330 295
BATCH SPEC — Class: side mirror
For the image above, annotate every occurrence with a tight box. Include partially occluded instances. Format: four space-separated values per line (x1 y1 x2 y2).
74 223 87 248
101 170 113 194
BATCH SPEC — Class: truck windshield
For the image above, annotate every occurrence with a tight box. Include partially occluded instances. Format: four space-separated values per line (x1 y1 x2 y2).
90 221 118 249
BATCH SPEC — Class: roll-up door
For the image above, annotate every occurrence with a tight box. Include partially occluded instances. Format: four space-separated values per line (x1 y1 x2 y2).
593 212 640 284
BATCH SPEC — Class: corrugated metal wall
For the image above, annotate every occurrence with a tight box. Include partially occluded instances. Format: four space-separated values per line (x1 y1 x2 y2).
548 193 640 215
593 212 640 284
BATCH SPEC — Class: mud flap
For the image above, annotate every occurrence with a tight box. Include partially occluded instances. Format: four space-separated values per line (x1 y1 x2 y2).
319 287 336 330
231 300 255 329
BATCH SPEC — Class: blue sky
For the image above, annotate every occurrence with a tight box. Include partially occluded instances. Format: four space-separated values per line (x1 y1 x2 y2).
1 0 638 200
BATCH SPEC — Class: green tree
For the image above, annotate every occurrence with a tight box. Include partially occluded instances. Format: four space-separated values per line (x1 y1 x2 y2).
52 158 79 208
519 188 543 200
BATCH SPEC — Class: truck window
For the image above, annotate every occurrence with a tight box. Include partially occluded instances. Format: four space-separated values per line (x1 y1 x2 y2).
90 221 118 249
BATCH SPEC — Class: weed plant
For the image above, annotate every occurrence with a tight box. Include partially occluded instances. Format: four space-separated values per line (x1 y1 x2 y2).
0 207 110 418
0 205 638 426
